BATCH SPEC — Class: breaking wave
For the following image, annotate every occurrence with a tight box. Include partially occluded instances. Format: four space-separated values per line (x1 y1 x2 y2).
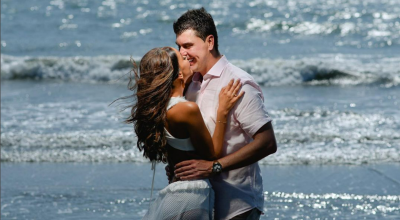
2 54 399 86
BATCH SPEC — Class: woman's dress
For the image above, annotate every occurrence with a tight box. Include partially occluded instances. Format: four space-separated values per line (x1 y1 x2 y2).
142 97 214 220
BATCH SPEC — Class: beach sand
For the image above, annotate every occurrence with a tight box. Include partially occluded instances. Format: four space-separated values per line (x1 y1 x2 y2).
2 163 399 219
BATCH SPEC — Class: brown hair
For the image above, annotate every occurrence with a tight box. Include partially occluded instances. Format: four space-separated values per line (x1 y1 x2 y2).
126 47 179 162
173 7 219 54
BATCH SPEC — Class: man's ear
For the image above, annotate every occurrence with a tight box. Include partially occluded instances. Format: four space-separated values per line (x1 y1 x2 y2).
206 35 215 51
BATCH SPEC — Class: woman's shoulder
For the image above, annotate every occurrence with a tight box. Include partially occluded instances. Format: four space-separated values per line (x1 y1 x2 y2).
170 101 200 114
167 101 201 122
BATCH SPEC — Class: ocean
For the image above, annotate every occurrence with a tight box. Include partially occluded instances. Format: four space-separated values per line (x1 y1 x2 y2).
1 0 399 219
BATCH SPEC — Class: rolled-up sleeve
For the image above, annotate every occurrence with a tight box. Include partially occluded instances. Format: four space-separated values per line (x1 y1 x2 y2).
235 84 272 137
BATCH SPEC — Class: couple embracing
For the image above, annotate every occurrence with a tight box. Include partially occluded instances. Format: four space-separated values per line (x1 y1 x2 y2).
127 8 277 220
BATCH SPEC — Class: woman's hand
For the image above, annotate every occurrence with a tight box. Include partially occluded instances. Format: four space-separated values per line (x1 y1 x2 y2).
218 79 244 116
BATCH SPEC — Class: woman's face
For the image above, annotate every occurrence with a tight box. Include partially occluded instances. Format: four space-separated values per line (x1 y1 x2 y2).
171 47 192 82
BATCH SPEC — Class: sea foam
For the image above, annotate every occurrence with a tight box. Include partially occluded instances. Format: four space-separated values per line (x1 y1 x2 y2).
2 107 399 164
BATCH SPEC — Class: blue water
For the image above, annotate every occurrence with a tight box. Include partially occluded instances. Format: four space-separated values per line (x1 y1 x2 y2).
2 163 400 220
1 0 399 58
1 0 400 219
2 0 399 86
1 80 399 164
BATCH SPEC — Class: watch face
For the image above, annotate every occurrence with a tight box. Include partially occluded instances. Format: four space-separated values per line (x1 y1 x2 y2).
213 163 222 173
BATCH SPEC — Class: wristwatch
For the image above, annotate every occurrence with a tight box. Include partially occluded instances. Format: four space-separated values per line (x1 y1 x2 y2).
212 160 222 174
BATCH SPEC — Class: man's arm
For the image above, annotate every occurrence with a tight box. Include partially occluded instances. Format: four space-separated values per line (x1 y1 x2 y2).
219 121 276 170
174 121 277 180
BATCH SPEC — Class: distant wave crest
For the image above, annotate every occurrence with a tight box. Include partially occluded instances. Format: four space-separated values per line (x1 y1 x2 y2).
232 56 400 86
1 54 136 83
2 54 399 87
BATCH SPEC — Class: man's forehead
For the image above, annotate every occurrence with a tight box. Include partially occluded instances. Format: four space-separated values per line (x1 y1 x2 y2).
176 29 199 43
176 38 193 45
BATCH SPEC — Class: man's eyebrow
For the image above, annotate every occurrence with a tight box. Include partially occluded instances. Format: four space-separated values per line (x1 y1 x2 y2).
180 42 193 47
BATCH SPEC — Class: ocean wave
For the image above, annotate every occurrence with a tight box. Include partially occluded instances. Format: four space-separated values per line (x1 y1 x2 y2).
232 56 400 87
1 128 399 164
0 54 137 83
2 54 399 87
0 130 146 163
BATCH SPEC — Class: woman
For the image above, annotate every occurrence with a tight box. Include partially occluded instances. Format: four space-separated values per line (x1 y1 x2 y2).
126 47 243 220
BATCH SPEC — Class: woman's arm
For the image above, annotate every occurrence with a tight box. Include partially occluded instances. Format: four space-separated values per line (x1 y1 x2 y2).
179 79 243 159
211 79 244 158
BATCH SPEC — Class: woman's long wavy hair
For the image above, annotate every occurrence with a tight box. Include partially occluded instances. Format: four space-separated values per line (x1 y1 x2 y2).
127 47 179 163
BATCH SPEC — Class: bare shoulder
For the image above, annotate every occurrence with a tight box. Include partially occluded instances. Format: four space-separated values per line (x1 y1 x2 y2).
170 101 199 112
167 101 201 123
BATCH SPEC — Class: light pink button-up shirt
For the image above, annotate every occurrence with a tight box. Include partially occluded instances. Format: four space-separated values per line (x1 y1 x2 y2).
185 56 272 220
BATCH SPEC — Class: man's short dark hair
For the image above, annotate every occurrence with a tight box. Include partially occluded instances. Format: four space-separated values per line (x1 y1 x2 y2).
173 7 219 54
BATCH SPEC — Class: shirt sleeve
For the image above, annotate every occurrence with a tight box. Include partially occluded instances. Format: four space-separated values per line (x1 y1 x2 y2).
234 83 272 137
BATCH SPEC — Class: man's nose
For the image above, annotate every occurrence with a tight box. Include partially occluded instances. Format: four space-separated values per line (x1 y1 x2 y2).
179 47 187 56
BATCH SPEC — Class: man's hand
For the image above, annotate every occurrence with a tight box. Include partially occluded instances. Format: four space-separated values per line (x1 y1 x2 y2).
174 160 213 180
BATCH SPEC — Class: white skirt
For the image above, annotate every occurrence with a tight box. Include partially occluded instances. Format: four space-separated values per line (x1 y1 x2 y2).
142 179 214 220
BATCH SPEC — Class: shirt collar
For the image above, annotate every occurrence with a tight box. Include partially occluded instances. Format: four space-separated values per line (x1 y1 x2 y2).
203 55 228 80
192 72 203 82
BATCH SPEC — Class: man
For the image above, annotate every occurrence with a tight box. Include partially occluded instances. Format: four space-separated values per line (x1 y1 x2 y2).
173 8 277 220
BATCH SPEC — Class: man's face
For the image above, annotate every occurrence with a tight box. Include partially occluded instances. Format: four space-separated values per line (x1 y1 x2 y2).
176 29 210 75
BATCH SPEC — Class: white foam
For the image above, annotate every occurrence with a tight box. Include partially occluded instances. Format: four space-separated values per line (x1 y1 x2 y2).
2 108 399 164
1 130 146 163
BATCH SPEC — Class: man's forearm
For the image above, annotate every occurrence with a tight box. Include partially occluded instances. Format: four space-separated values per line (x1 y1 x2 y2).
218 122 277 171
173 122 277 180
